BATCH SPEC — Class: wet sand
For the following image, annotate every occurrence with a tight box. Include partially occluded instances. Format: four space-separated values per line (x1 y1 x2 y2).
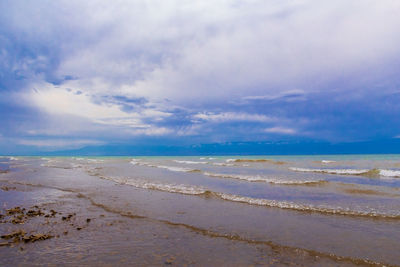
0 181 361 266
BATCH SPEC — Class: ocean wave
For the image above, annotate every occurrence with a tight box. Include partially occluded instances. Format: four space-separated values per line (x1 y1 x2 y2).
41 164 73 169
226 158 286 164
40 159 76 169
130 159 142 165
173 160 208 164
213 193 400 219
379 169 400 177
203 172 324 185
157 165 201 173
96 175 207 195
289 167 371 175
212 163 234 167
89 173 400 219
321 160 336 164
289 167 400 177
130 160 201 173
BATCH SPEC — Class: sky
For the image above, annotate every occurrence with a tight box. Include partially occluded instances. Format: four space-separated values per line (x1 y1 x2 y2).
1 0 400 154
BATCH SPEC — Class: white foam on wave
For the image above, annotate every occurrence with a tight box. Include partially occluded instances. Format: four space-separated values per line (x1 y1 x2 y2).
87 158 104 163
289 167 370 175
91 173 399 218
97 175 207 195
215 193 398 218
379 169 400 178
203 172 322 185
212 163 234 167
226 159 237 163
157 165 200 172
290 167 400 178
9 157 19 161
130 159 142 165
130 160 200 173
125 180 207 195
321 160 336 164
173 160 208 164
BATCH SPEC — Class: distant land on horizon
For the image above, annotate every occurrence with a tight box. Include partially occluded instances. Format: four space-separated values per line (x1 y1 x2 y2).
3 139 400 156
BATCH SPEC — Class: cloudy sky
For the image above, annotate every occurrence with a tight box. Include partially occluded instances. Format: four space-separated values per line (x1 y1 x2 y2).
1 0 400 153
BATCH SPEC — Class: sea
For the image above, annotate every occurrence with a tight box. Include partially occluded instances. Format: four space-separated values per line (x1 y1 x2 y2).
1 155 400 266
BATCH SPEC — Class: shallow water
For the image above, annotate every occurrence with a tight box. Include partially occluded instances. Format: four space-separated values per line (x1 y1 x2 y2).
1 155 400 266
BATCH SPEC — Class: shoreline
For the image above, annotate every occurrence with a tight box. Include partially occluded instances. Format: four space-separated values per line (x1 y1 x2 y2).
0 180 387 266
1 156 399 266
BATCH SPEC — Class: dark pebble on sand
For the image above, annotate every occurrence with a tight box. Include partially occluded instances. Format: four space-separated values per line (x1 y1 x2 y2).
164 257 175 265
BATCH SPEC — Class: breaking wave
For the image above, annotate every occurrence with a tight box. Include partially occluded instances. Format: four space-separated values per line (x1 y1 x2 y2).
130 159 201 173
96 175 208 195
213 193 400 219
379 169 400 178
226 159 286 164
321 160 336 164
173 160 208 164
90 173 400 219
289 167 400 178
157 165 202 173
289 167 371 175
212 163 234 167
203 172 324 185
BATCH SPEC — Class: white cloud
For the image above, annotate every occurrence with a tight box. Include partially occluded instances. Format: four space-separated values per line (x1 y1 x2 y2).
193 112 274 123
24 82 172 135
17 138 104 148
127 127 173 136
9 0 399 104
242 89 306 101
264 127 297 135
29 84 127 120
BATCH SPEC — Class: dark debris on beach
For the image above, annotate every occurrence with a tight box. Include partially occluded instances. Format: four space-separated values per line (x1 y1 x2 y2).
0 204 89 248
